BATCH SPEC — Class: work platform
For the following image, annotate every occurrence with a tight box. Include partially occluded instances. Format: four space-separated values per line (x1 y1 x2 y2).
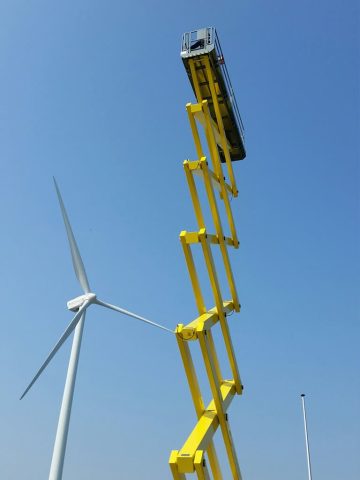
181 27 246 162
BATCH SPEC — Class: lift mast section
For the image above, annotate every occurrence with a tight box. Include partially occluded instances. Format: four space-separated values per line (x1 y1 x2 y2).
170 27 247 479
181 27 246 163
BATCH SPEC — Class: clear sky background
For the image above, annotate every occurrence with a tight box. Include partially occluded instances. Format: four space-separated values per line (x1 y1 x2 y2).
0 1 358 479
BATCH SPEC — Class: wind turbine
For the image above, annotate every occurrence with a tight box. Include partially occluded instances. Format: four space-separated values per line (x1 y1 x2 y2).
21 178 173 480
301 394 313 480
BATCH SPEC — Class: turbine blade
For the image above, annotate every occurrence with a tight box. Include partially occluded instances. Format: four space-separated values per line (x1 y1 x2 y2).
20 300 90 400
53 177 91 294
95 299 174 334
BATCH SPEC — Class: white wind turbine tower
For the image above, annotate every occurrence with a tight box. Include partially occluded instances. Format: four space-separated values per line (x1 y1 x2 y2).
21 178 173 480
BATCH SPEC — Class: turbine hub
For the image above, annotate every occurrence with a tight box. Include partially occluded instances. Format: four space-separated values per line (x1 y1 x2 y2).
67 293 96 312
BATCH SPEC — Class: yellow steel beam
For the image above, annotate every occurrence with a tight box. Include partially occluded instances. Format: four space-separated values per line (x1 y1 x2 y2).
200 158 240 310
197 324 242 480
186 104 205 160
175 325 223 477
182 230 234 247
194 451 211 480
186 160 204 171
180 231 206 315
176 380 236 473
198 229 243 394
198 101 223 179
207 442 222 480
169 451 186 479
193 108 231 153
186 159 232 197
203 56 238 197
208 168 233 196
177 410 218 472
198 228 225 311
206 328 223 388
183 156 240 313
182 231 201 245
178 301 234 341
176 325 205 412
184 104 240 249
184 161 205 229
201 101 240 247
189 59 203 102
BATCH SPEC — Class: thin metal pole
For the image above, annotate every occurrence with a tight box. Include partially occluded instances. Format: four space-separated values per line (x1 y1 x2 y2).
49 312 86 480
301 394 313 480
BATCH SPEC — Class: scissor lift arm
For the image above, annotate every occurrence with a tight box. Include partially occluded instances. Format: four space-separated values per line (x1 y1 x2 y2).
181 27 246 162
170 27 247 479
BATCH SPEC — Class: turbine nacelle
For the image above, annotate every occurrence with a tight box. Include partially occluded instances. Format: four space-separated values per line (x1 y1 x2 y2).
67 293 96 312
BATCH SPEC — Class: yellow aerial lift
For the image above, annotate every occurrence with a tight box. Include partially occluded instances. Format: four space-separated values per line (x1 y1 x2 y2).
169 27 246 479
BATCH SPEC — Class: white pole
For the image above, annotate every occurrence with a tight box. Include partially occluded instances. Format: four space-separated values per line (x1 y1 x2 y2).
301 394 313 480
49 312 86 480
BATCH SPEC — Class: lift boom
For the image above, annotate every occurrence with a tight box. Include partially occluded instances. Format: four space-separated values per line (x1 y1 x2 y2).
169 27 247 479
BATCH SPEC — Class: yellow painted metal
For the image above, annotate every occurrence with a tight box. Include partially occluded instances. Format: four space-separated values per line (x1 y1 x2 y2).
178 411 218 472
170 46 245 479
184 161 205 229
203 56 238 197
208 168 233 196
186 103 239 247
180 231 206 315
176 380 236 473
182 231 234 247
178 301 234 341
187 104 205 159
187 223 241 365
192 108 232 153
175 325 205 410
189 59 203 102
207 443 223 480
200 159 240 310
187 57 238 196
206 328 223 387
169 451 186 479
194 451 212 480
198 326 242 480
175 325 224 477
198 229 243 394
201 101 240 247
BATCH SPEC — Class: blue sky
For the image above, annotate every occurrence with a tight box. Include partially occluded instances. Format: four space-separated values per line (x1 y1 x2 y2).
0 0 359 478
